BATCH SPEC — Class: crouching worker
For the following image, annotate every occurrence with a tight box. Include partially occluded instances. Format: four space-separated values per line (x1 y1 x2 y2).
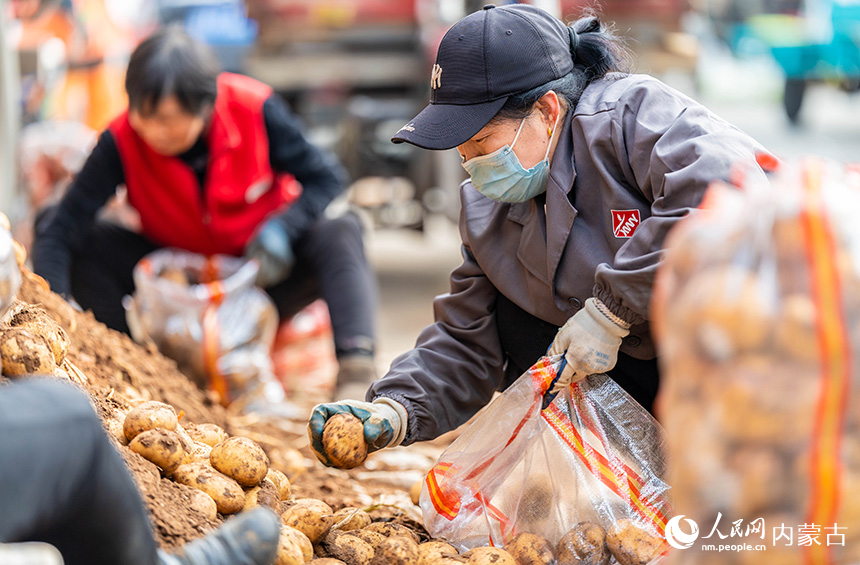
0 378 280 565
32 26 379 402
308 5 770 465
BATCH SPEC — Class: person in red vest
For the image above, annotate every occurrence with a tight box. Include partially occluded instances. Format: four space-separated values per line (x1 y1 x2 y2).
32 26 378 401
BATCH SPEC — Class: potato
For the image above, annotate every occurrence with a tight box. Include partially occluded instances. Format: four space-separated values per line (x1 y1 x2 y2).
9 312 70 365
281 498 334 544
186 423 229 447
417 541 459 564
557 522 610 565
244 478 282 512
332 507 372 531
160 267 190 286
675 266 773 359
281 448 308 480
462 547 516 565
171 462 208 484
104 409 129 446
129 428 187 474
409 480 423 506
311 560 346 565
349 529 386 550
504 533 554 565
322 413 369 469
277 525 314 565
123 401 178 442
606 520 664 565
189 441 213 463
325 531 374 565
362 522 420 544
210 436 269 487
267 468 292 500
107 417 129 446
774 293 819 362
171 461 245 514
0 328 56 376
186 488 218 521
370 535 419 565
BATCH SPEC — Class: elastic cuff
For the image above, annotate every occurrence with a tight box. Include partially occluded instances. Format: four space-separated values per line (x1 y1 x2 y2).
592 285 645 326
372 393 417 446
372 397 408 448
592 298 632 329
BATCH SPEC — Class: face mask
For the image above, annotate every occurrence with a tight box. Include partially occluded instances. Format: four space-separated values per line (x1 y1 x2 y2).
462 111 560 203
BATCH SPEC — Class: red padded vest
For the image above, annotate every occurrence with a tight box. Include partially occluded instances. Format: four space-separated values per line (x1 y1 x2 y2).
110 73 300 256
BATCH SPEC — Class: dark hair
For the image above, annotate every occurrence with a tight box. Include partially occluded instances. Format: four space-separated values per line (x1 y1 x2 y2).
125 26 220 116
492 15 632 122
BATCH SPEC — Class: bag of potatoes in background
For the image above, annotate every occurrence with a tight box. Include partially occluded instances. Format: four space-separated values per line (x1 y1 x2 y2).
421 356 672 564
654 157 860 565
124 249 295 416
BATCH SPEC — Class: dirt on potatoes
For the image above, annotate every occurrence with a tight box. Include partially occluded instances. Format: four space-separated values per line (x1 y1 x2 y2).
13 267 433 551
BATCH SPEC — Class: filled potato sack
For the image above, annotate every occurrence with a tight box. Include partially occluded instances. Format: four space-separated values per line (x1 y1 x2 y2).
419 356 670 560
654 157 860 564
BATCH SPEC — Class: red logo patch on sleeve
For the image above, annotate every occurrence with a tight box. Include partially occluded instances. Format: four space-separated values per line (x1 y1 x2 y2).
612 210 641 238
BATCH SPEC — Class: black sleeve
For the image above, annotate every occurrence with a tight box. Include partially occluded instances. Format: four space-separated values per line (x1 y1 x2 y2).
263 95 349 242
31 130 123 297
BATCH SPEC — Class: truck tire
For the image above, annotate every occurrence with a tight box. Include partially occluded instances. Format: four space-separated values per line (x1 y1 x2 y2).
783 78 806 124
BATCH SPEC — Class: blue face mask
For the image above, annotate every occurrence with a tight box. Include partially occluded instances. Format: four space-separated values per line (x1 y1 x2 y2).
462 112 559 203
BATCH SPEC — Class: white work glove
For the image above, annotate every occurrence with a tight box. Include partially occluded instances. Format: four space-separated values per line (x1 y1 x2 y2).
548 297 631 389
308 398 408 468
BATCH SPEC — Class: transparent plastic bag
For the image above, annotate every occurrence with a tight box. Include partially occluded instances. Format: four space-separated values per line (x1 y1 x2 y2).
125 249 288 413
654 158 860 564
0 226 21 320
420 356 672 560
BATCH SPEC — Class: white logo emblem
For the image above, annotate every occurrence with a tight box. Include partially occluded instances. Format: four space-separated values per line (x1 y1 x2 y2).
611 209 641 238
666 515 700 549
431 64 442 90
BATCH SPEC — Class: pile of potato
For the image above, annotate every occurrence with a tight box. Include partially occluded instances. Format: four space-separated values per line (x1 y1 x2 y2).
0 302 72 380
122 400 666 565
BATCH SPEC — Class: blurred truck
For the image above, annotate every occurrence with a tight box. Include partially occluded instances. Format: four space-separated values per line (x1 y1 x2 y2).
243 0 437 229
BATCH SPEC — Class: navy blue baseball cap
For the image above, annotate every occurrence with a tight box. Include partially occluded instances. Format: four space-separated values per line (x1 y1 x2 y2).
392 4 575 150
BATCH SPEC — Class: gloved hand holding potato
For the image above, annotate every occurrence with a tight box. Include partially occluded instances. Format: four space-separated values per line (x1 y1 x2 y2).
307 398 408 468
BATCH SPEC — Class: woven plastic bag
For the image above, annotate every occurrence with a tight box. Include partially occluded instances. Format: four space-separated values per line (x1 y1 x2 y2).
420 355 673 561
124 249 289 414
654 157 860 565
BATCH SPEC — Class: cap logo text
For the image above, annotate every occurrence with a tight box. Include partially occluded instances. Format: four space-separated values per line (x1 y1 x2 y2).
612 209 640 238
431 64 443 90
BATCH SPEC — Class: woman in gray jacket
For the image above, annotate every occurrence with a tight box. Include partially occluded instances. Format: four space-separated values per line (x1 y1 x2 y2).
308 4 770 465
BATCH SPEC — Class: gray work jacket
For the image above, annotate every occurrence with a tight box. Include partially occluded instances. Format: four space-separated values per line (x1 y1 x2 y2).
370 73 768 444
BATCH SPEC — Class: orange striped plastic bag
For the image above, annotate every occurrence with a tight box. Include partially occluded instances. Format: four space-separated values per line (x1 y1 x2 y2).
420 355 673 558
654 157 860 565
124 249 285 412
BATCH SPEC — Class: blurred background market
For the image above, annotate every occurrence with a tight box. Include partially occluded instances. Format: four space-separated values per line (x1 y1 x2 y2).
2 0 860 394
